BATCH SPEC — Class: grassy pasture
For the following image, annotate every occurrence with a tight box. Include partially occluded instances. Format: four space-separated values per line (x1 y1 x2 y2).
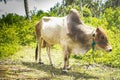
0 46 120 80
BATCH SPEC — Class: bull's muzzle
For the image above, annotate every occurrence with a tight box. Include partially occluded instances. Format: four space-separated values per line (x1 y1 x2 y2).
106 45 112 52
108 48 112 52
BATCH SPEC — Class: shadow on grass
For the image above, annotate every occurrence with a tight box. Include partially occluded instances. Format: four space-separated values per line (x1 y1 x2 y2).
22 62 98 80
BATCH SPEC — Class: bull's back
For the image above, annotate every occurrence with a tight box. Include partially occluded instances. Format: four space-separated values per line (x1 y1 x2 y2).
41 17 65 45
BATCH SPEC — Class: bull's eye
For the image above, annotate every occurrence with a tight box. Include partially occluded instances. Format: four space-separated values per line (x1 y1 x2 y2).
101 36 104 40
92 33 95 37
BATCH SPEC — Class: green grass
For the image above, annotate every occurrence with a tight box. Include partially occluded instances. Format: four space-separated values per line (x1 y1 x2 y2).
0 46 120 80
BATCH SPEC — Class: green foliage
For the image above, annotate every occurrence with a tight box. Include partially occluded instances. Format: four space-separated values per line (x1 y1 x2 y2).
0 13 37 58
36 10 50 18
103 7 120 29
105 0 120 8
0 13 24 26
17 20 36 45
0 25 20 58
83 7 92 17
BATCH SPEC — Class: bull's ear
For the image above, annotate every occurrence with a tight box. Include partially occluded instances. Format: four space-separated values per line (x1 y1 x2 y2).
92 33 95 37
96 27 101 32
92 30 96 38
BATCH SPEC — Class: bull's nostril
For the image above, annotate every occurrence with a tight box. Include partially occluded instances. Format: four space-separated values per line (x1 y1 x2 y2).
109 49 112 52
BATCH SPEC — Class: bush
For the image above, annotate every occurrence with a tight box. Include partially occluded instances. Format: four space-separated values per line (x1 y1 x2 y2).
0 25 20 58
17 20 36 45
83 7 92 17
0 13 36 58
102 7 120 29
0 13 24 26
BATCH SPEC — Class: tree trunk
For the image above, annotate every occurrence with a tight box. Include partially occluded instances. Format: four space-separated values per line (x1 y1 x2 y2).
79 0 83 16
24 0 30 19
4 0 6 4
0 0 7 4
62 0 65 16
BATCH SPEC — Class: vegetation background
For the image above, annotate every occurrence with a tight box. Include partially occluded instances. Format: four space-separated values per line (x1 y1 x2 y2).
0 0 120 79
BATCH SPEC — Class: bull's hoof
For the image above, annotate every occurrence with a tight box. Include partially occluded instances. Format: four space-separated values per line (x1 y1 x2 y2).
62 69 68 74
50 64 54 67
38 62 44 65
67 66 71 70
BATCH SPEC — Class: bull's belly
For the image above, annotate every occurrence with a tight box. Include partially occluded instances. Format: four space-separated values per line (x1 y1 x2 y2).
41 28 61 45
42 35 60 45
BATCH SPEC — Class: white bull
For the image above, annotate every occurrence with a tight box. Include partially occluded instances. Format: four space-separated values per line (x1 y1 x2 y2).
35 9 112 72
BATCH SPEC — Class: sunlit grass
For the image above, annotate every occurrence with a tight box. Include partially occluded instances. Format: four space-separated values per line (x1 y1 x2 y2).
0 46 118 79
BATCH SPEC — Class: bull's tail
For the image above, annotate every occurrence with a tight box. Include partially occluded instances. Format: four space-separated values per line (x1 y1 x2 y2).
35 21 47 61
35 44 38 61
35 39 47 61
35 21 41 61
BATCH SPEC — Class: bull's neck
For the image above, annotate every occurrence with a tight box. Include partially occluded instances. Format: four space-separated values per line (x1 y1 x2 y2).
85 26 96 51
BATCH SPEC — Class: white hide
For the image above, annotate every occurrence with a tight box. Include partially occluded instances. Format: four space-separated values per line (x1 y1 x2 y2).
41 17 66 44
40 16 95 55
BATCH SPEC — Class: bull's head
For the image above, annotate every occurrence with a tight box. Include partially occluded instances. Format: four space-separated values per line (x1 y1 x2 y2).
93 27 112 52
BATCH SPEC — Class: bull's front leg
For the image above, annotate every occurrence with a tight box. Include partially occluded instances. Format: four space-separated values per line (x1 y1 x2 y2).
66 53 71 70
62 47 71 73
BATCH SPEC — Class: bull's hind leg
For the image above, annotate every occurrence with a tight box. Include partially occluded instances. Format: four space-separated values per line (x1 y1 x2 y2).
46 44 53 66
38 38 44 64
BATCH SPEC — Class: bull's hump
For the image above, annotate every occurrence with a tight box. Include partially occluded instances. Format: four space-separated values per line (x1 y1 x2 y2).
69 9 78 14
68 9 83 24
